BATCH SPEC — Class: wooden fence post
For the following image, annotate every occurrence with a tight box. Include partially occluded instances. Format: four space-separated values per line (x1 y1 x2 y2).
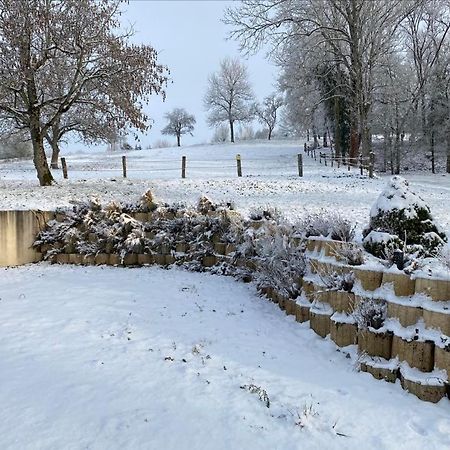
61 157 68 179
324 154 327 166
298 154 303 177
181 156 186 179
236 154 242 177
122 155 127 178
369 151 374 178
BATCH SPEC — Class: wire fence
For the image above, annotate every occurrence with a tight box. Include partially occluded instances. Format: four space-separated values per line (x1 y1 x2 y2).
303 143 375 178
0 146 376 180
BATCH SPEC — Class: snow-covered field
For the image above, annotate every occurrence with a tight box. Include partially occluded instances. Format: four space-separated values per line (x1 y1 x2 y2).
1 140 449 237
1 264 449 450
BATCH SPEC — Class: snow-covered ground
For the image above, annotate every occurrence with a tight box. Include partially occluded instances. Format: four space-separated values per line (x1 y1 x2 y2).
1 140 449 237
1 264 449 450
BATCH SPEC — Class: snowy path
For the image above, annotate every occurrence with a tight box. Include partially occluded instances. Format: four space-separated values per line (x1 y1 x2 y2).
0 265 449 450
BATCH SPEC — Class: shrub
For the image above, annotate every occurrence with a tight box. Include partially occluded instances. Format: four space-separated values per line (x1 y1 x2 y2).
353 297 386 330
299 211 355 241
254 222 306 298
363 176 446 259
314 265 355 292
333 243 365 266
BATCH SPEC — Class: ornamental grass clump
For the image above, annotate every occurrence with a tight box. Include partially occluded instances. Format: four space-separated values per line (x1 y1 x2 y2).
363 176 446 260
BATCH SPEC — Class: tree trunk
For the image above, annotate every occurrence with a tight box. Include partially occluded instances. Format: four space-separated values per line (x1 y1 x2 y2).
267 128 272 140
360 123 372 158
447 104 450 173
50 140 60 169
323 130 328 147
394 133 401 175
313 129 319 149
382 132 389 173
30 112 54 186
230 120 235 143
333 96 341 159
306 129 310 141
350 128 359 165
430 130 435 174
447 131 450 173
177 133 181 147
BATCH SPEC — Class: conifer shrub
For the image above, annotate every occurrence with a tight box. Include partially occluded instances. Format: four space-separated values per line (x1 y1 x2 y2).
363 176 446 259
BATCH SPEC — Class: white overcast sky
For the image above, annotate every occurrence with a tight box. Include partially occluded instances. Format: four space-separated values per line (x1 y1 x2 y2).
122 0 277 147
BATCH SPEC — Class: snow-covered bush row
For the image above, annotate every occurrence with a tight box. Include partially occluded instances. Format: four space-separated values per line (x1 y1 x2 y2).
34 193 308 296
35 193 236 261
363 176 447 262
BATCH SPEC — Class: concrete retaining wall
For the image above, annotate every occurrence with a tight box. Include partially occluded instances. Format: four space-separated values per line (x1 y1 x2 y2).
0 210 54 267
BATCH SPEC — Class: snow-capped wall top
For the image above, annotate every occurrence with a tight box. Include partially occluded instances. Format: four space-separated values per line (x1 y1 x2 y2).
370 176 429 219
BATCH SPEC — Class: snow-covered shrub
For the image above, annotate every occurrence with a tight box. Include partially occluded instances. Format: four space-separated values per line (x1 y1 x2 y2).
248 206 281 222
298 211 354 241
363 176 446 259
333 243 365 266
140 190 158 212
197 195 216 215
299 212 332 237
330 216 355 242
254 222 306 298
437 246 450 271
314 264 355 292
353 297 386 330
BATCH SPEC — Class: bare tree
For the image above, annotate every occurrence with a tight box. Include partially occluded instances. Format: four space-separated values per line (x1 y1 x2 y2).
225 0 412 158
43 103 120 168
254 94 283 140
204 57 254 143
161 108 196 147
0 0 167 185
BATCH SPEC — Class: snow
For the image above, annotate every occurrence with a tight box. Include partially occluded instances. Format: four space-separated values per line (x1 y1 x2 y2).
400 363 447 386
370 176 429 219
1 140 450 240
1 264 450 449
331 311 357 324
364 230 399 244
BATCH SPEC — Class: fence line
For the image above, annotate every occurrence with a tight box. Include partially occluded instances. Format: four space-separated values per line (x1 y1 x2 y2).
0 149 376 180
304 144 375 178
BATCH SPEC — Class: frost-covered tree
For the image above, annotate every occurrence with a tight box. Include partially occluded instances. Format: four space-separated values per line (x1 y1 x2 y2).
254 94 283 140
225 0 410 158
0 0 168 185
204 57 254 143
161 108 196 147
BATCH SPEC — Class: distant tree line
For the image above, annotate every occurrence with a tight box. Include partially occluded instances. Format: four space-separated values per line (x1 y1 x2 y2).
225 0 450 173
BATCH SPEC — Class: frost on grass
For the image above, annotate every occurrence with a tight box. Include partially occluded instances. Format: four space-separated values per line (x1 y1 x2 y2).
363 176 447 260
